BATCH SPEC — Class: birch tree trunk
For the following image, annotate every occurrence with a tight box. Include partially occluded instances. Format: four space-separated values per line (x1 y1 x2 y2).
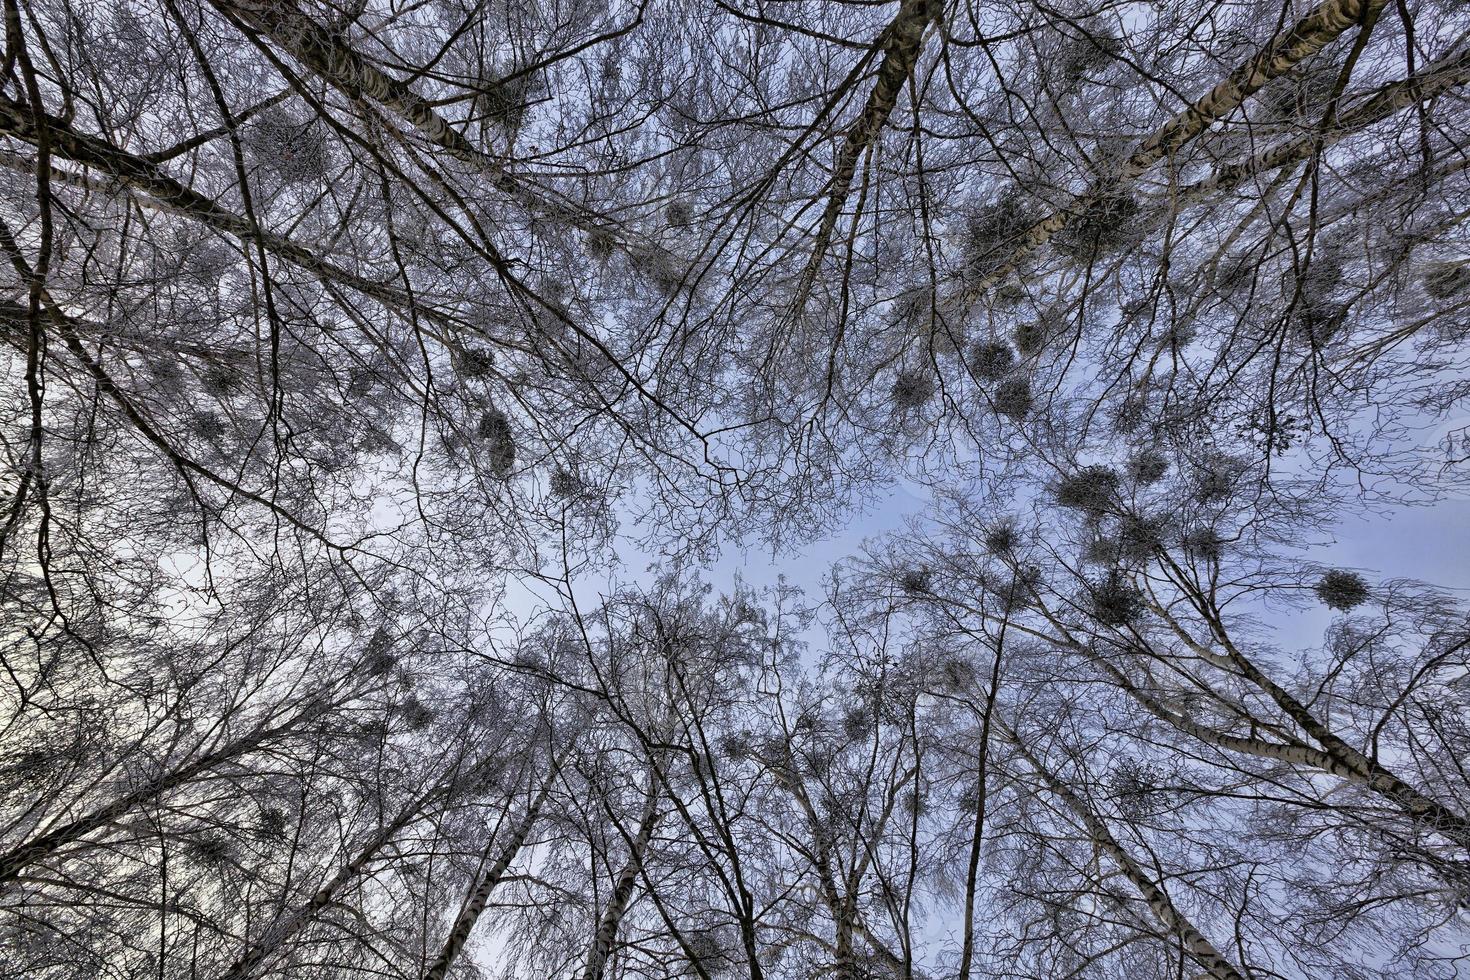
422 762 560 980
217 783 447 980
998 716 1252 980
954 0 1387 307
581 779 661 980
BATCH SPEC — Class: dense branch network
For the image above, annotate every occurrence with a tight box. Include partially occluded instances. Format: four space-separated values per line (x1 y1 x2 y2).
2 0 1469 976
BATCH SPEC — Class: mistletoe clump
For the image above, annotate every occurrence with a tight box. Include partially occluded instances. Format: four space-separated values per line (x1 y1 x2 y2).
892 368 936 411
992 378 1034 420
899 567 931 596
1292 301 1348 350
1193 454 1241 504
458 347 495 378
841 707 872 742
8 747 60 783
968 338 1015 380
936 656 976 692
1056 466 1120 516
1089 571 1145 627
717 732 752 762
1115 512 1164 563
1053 193 1140 259
585 229 617 262
1261 66 1338 122
963 191 1036 275
191 412 228 440
1423 261 1470 299
476 68 536 130
248 109 328 183
666 200 694 229
1059 29 1122 83
1108 758 1173 817
1014 318 1049 355
1129 448 1170 485
256 808 289 842
1184 527 1224 561
1112 394 1150 434
993 563 1044 612
1083 535 1123 566
1315 570 1370 611
397 696 436 732
190 835 232 866
201 364 243 397
477 409 517 477
983 521 1019 554
549 466 584 499
686 928 732 973
364 628 397 676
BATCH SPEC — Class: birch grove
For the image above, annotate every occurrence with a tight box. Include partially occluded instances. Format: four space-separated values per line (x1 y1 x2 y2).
3 0 1469 976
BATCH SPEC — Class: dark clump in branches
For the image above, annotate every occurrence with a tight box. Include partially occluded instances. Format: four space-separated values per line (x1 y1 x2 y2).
983 521 1019 554
9 2 1470 978
1184 527 1224 561
963 191 1036 274
1260 65 1338 121
1112 394 1149 434
1292 301 1348 350
899 567 931 596
993 563 1044 612
191 412 228 440
549 466 583 499
1059 29 1122 83
936 656 975 692
478 409 517 476
892 368 936 411
666 200 694 230
1316 570 1371 611
257 808 289 842
841 707 872 742
1108 758 1174 817
1089 571 1145 627
397 697 436 731
1056 466 1120 516
1423 261 1470 299
585 229 617 262
190 836 233 866
686 929 732 973
992 378 1034 420
717 733 752 762
364 629 396 676
247 109 328 183
476 68 538 130
9 747 67 783
1129 449 1170 485
1053 193 1140 259
458 347 495 378
1193 455 1240 504
1013 318 1050 355
968 339 1015 380
201 364 244 397
1115 512 1164 563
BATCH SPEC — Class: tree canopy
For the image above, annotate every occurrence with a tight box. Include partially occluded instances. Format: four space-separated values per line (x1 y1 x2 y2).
3 0 1469 976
